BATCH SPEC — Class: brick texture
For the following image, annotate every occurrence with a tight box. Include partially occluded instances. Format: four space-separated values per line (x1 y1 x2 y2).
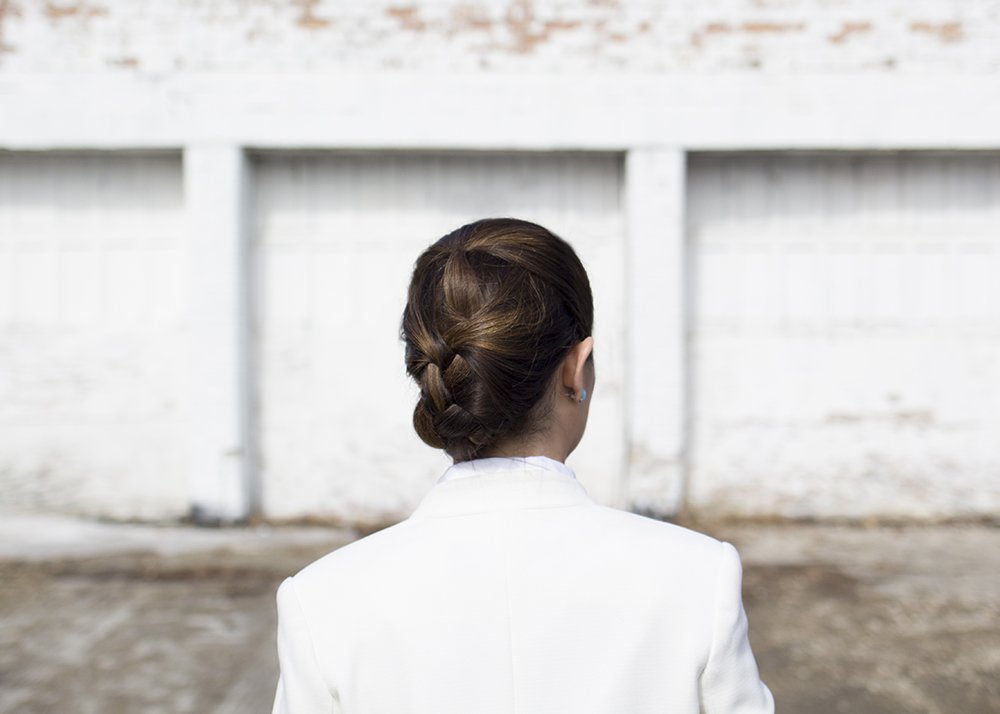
0 1 997 74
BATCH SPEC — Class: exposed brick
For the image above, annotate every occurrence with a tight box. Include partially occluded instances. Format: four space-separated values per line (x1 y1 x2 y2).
0 1 994 73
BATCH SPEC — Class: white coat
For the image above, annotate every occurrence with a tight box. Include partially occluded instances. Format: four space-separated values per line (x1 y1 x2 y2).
271 457 774 714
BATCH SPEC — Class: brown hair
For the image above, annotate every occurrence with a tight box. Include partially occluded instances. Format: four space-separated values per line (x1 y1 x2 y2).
402 218 593 462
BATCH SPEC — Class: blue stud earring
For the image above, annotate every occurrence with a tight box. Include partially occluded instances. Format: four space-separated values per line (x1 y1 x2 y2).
580 389 587 403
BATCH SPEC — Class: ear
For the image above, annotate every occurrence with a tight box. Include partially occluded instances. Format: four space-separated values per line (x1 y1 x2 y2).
561 337 594 401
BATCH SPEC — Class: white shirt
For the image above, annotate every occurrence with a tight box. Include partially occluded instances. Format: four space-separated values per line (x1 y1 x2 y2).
438 455 576 482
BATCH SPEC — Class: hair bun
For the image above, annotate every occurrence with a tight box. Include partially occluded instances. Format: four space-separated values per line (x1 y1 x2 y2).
402 218 593 462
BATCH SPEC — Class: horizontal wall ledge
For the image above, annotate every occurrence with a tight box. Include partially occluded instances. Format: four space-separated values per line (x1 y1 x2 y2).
2 73 1000 151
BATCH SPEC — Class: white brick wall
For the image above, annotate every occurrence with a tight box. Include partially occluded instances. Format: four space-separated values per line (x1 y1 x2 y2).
1 1 998 522
1 1 998 74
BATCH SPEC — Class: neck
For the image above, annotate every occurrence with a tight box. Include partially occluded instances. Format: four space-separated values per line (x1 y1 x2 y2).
482 436 569 463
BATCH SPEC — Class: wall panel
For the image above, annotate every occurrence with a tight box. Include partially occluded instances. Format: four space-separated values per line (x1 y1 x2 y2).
253 152 624 521
688 152 1000 518
0 152 189 519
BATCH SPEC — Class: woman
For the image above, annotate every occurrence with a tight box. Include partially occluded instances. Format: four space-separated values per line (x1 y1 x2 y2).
272 218 774 714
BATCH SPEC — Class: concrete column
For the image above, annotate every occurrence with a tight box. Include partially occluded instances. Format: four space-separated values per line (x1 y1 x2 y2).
624 148 687 516
184 145 254 523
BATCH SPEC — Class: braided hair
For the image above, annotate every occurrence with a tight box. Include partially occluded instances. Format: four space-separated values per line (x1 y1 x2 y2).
402 218 593 462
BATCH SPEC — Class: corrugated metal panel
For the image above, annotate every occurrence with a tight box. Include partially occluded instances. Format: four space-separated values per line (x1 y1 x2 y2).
688 152 1000 518
0 152 189 519
252 151 624 520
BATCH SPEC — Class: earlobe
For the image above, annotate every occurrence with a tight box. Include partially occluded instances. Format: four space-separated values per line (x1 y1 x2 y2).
562 336 594 400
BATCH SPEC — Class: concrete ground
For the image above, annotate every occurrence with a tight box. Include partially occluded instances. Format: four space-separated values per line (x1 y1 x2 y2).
0 514 998 714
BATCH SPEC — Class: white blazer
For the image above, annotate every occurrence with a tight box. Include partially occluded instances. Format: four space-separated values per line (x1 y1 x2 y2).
272 458 774 714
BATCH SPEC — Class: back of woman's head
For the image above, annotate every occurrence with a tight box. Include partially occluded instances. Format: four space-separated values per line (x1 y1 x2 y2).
402 218 594 462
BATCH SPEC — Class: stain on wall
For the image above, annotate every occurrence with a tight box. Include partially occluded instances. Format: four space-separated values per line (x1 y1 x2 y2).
0 0 21 53
293 0 329 30
0 1 992 73
829 22 871 44
42 1 107 22
910 21 963 43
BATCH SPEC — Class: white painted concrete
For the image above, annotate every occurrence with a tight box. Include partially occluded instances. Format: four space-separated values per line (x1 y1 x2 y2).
0 151 190 520
252 151 624 521
3 74 1000 151
185 146 253 522
2 1 998 522
687 152 1000 519
624 148 687 515
0 1 997 75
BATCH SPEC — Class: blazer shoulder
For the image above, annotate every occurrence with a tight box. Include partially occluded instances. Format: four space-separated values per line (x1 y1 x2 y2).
292 518 417 589
594 505 729 556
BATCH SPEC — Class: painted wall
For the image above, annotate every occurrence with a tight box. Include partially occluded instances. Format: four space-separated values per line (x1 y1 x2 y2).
0 1 996 73
0 152 190 520
1 1 998 522
688 152 1000 519
252 152 624 521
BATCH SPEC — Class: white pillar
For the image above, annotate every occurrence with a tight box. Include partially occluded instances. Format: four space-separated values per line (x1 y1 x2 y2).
184 145 253 523
625 148 687 516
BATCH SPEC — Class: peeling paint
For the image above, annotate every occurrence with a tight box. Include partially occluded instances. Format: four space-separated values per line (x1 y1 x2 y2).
43 1 107 21
504 0 535 52
451 5 492 32
829 21 872 44
691 19 803 50
292 0 329 30
691 22 731 48
387 6 426 32
742 22 805 33
911 21 962 43
693 21 808 48
0 0 21 53
503 1 581 54
0 3 996 83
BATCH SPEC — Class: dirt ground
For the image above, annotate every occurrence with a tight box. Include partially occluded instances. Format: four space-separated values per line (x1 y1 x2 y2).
0 519 997 714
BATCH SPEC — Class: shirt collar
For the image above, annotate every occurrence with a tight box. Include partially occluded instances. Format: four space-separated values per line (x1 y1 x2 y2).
437 455 576 483
411 458 592 520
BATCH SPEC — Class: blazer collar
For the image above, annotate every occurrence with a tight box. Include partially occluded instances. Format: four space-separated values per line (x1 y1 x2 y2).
409 466 596 520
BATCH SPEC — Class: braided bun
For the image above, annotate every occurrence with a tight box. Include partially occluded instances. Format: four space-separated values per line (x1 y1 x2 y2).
402 218 593 462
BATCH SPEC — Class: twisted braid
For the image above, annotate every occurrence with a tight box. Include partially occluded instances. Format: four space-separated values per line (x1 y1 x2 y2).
402 218 593 462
